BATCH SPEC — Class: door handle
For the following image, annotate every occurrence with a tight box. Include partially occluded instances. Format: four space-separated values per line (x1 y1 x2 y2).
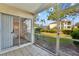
11 30 14 33
11 32 14 33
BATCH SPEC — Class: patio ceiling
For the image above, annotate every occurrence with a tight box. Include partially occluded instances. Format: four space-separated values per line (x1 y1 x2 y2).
5 3 54 15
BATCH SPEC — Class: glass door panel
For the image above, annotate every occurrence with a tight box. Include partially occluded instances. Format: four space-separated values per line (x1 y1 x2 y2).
13 16 20 46
20 18 32 45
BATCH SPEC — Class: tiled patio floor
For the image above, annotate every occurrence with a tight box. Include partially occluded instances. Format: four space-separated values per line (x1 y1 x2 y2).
0 45 54 56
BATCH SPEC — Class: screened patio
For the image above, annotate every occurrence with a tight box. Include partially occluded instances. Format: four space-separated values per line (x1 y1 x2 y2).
0 3 79 56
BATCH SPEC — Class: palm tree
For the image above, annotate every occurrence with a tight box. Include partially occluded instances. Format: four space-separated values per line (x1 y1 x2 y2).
40 19 46 28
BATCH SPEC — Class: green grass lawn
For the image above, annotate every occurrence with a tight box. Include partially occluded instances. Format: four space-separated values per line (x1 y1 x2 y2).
40 32 72 39
48 37 72 44
36 32 73 44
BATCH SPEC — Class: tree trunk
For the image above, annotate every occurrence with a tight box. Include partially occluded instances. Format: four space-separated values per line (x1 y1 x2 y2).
55 4 61 55
56 19 60 55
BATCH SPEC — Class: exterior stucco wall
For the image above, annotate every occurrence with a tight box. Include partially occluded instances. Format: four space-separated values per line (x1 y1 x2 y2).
49 24 57 29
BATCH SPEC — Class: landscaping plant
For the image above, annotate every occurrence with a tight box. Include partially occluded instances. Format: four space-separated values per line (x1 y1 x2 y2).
71 29 79 47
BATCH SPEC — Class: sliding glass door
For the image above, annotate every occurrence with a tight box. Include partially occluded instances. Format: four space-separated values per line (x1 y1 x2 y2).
13 17 32 46
0 13 32 51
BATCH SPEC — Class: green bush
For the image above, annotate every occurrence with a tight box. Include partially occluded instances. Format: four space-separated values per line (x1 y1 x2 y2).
40 29 49 32
40 29 57 33
71 30 79 47
62 30 72 35
49 29 57 33
40 29 44 32
73 28 79 31
73 41 79 47
35 28 42 33
71 30 79 39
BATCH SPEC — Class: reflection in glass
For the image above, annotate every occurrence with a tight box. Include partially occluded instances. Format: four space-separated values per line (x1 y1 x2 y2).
20 18 31 45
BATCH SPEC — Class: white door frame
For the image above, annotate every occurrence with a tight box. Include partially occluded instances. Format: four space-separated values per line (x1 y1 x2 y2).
0 13 2 51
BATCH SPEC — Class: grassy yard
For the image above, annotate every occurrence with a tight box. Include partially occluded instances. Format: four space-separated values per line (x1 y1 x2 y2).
40 32 72 39
36 32 73 44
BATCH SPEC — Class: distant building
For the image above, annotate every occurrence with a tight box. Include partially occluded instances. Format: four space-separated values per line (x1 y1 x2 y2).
74 22 79 28
48 19 72 30
48 22 57 29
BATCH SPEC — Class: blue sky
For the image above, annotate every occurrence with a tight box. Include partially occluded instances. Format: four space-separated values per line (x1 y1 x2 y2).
35 3 79 26
35 10 54 26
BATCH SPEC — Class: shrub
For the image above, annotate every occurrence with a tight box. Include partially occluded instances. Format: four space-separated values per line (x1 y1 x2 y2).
73 41 79 46
35 28 42 33
71 30 79 39
62 30 72 35
40 29 57 33
73 28 79 31
49 29 57 33
71 30 79 47
40 29 44 32
40 29 49 32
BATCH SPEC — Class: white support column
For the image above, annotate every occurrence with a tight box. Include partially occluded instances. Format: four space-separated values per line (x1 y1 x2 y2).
60 22 61 30
64 23 66 30
66 23 67 29
0 13 1 51
31 18 34 44
19 17 21 46
56 19 60 56
55 4 61 56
